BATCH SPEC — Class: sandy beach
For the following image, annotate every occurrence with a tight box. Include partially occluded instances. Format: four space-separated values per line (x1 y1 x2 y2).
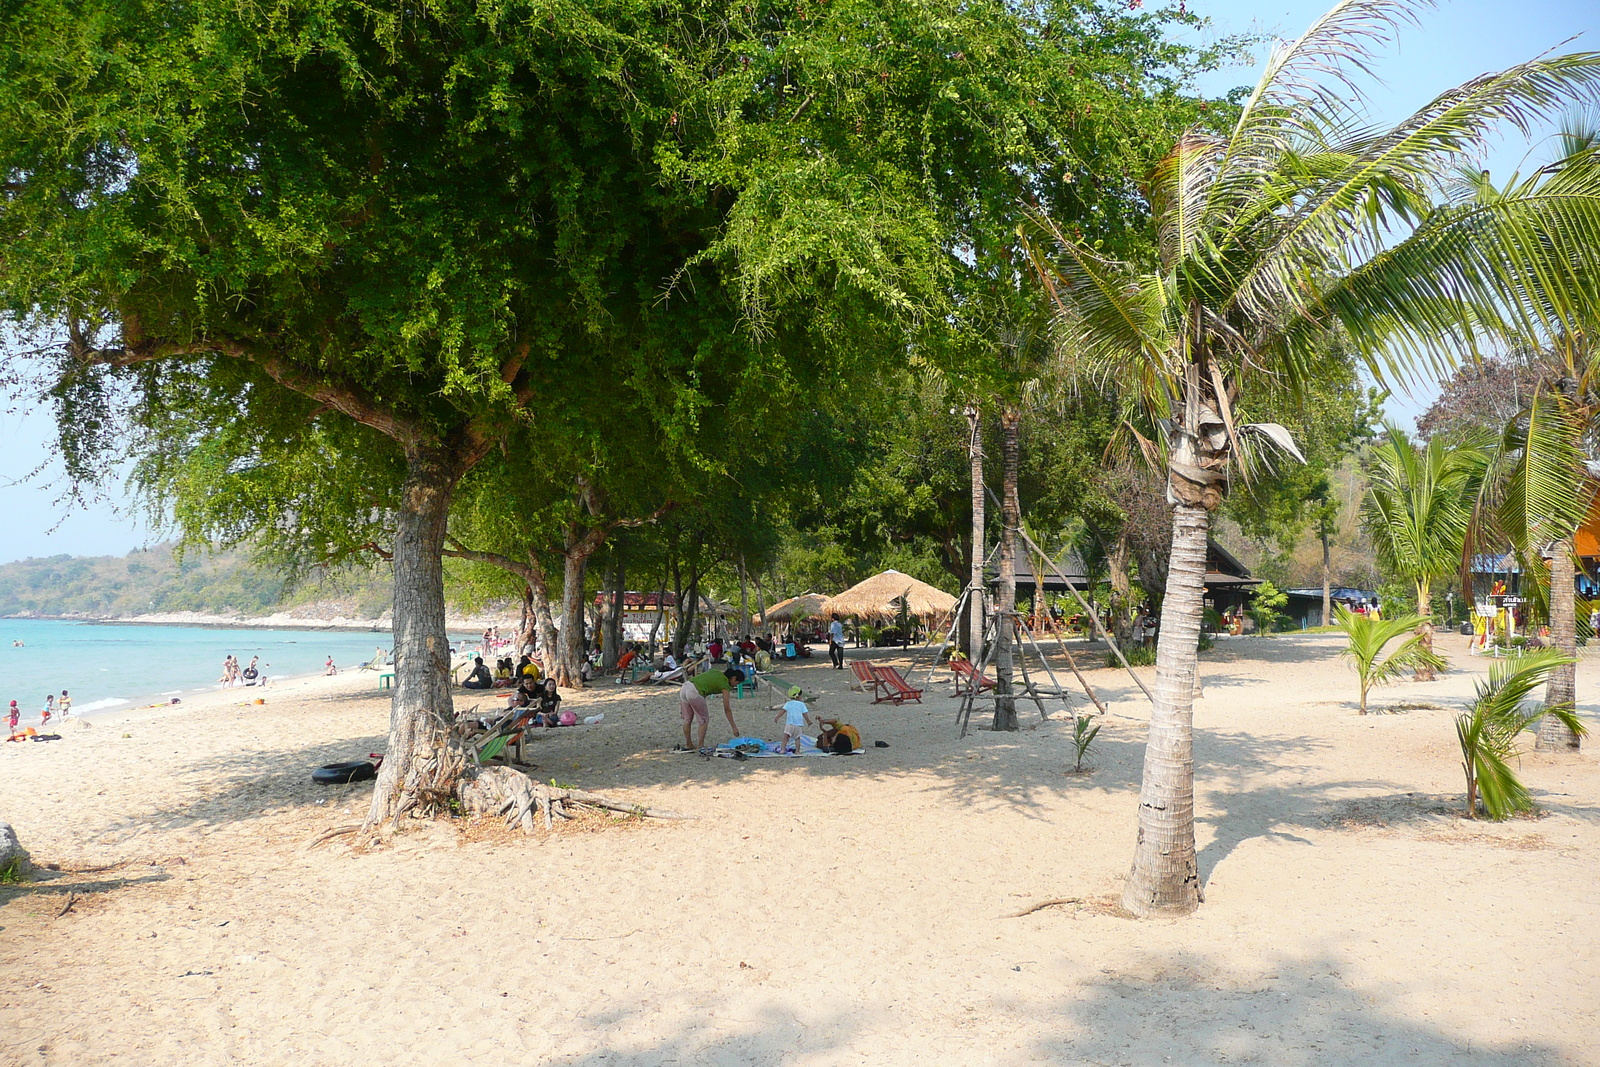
2 633 1597 1066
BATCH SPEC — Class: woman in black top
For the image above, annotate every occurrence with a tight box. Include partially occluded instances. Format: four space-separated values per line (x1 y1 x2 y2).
536 678 562 725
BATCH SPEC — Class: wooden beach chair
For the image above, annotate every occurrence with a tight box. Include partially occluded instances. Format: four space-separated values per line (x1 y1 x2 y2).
462 709 531 766
949 659 996 696
650 661 694 686
849 660 888 700
869 665 923 706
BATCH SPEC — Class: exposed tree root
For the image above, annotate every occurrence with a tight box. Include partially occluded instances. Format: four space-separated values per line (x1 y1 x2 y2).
459 765 695 835
301 825 363 851
1001 897 1082 918
332 729 693 848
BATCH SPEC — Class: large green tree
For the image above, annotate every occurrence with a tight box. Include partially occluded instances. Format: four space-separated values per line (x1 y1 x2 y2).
4 0 1229 828
1027 0 1600 916
0 0 868 826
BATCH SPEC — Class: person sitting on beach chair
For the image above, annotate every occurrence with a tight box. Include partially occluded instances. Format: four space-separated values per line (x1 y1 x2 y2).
637 652 689 685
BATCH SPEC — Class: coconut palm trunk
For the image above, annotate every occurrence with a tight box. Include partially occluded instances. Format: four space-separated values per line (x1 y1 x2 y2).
993 408 1020 731
1414 579 1436 682
1321 517 1333 627
1538 539 1582 750
1124 500 1209 915
1121 359 1228 917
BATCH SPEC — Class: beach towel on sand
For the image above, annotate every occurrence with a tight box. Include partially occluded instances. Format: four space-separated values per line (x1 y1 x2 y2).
712 736 863 759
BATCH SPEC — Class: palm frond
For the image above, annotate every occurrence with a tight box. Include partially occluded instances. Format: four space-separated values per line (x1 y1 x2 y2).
1335 605 1447 710
1363 424 1486 604
1212 0 1423 206
1493 386 1592 554
1457 648 1583 818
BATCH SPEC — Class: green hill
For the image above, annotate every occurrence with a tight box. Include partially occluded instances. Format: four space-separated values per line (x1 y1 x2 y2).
0 544 392 618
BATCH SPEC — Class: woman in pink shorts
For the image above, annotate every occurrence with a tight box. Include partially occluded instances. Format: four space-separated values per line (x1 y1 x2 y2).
677 667 744 751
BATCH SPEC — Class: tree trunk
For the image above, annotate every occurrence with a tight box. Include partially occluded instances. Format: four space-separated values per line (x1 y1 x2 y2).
529 558 559 669
602 549 626 671
738 555 750 640
673 566 700 657
1320 518 1332 627
1122 501 1208 917
1121 357 1229 919
557 544 590 688
363 446 460 831
1414 579 1436 682
992 408 1020 732
647 572 668 655
1109 530 1133 647
753 569 768 636
1538 538 1581 751
517 584 536 654
966 404 985 660
669 548 685 658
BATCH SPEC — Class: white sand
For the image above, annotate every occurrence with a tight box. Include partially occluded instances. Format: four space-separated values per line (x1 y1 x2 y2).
2 633 1597 1066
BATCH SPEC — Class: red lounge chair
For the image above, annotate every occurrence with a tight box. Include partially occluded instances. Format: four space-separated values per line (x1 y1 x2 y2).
849 660 888 700
870 665 923 705
949 658 996 696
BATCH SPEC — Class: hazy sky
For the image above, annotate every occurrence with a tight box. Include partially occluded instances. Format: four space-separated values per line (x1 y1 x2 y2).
0 0 1593 565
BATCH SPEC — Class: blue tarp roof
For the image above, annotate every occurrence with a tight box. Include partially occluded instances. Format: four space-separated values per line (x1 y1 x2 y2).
1284 587 1376 601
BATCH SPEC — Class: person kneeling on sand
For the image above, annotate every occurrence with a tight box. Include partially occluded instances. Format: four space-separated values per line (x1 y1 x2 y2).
676 667 744 752
815 717 861 754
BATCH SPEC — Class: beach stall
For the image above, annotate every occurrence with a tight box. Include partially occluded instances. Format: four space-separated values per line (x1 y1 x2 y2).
757 592 830 631
824 570 958 646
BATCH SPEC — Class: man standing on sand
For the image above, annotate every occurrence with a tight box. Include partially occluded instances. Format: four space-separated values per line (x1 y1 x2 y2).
676 666 744 752
828 614 846 670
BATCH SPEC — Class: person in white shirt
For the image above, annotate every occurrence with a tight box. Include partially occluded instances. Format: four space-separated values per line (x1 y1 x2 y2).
828 615 846 670
772 686 814 755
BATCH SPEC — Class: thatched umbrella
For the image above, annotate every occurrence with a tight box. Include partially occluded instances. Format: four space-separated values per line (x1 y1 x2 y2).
824 570 957 624
758 592 830 625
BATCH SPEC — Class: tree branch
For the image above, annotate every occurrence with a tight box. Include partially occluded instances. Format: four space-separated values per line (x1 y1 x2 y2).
442 535 536 583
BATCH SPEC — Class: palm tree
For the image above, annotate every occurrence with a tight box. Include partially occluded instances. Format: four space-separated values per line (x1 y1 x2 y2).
1334 606 1447 714
1456 648 1585 818
1026 0 1600 916
1472 122 1600 752
1362 424 1486 680
1479 342 1597 751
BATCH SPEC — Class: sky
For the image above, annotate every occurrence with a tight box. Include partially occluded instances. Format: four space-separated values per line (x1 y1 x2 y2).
0 0 1593 565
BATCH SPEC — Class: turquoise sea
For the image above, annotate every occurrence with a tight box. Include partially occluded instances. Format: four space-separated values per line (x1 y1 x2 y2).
0 618 436 722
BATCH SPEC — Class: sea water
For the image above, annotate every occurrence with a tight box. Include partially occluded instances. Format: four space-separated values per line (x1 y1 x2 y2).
0 618 466 722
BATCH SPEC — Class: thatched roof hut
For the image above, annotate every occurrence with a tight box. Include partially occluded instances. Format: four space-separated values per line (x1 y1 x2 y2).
759 592 830 625
824 570 957 624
